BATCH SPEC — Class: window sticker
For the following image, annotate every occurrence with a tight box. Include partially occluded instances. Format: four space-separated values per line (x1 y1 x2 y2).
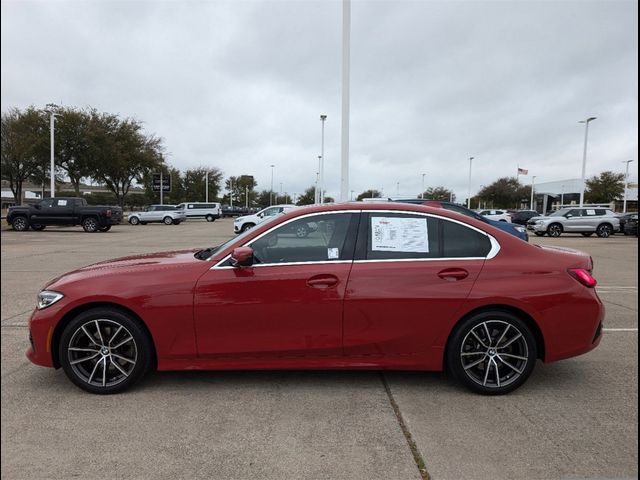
57 200 67 206
327 248 340 259
586 209 596 216
371 217 429 252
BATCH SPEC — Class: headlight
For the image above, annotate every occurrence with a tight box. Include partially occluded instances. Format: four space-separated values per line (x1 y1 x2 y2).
37 291 64 310
514 226 526 233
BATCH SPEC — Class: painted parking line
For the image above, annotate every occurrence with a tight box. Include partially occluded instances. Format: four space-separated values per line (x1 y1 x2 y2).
603 328 638 332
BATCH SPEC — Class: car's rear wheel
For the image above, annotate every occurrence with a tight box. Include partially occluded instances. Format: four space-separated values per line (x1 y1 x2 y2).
446 311 537 395
59 308 153 394
295 224 309 238
30 224 46 231
581 232 594 237
547 223 563 237
206 214 214 222
163 216 173 225
596 223 612 238
82 217 99 233
128 217 140 225
11 216 29 231
241 223 255 233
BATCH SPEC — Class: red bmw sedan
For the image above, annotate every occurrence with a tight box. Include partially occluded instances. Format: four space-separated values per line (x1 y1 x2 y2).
27 203 603 395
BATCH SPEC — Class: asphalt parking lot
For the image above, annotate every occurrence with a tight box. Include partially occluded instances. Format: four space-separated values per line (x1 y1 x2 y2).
1 219 637 480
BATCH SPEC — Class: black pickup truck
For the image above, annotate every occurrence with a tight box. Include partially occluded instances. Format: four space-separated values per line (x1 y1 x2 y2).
6 197 123 232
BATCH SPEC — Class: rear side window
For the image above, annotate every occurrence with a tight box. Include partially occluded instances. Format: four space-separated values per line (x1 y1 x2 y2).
442 220 492 258
366 214 440 260
595 209 606 216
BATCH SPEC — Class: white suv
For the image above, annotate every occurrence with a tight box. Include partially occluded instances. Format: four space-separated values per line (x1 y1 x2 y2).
176 202 221 222
128 205 187 225
233 204 296 233
478 209 512 222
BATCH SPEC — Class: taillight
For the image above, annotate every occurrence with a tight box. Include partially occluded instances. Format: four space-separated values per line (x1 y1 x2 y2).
106 209 112 217
568 268 597 288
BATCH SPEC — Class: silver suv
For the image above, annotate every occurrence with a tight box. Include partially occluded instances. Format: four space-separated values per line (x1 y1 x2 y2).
527 207 620 238
128 205 187 225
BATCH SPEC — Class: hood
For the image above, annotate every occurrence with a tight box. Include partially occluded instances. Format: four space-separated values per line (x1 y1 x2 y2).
44 249 207 289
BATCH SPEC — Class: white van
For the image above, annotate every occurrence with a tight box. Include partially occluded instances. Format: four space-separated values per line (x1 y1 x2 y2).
176 202 221 222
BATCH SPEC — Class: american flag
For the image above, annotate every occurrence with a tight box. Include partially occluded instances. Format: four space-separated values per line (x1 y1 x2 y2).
518 168 528 175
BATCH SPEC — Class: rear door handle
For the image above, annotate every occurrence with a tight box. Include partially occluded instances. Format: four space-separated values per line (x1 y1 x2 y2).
437 268 469 281
307 274 339 288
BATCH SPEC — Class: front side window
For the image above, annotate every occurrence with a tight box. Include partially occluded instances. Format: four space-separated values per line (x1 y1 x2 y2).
366 213 440 260
260 207 280 217
567 209 583 217
39 199 54 208
250 213 356 264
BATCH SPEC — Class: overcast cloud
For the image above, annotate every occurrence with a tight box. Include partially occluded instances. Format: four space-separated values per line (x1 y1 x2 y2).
1 0 638 200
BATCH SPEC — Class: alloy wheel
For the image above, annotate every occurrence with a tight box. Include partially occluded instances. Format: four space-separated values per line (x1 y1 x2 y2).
547 224 562 237
67 319 138 388
459 320 529 389
597 225 611 238
12 217 28 231
83 217 98 232
163 216 173 225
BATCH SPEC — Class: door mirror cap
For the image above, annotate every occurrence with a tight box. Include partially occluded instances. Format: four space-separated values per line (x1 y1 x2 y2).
565 214 573 218
231 247 254 267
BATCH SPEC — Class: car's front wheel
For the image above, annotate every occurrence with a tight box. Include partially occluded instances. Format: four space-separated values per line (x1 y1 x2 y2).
547 223 563 237
295 224 309 238
11 216 29 231
241 223 255 233
59 308 153 394
596 223 613 238
446 311 537 395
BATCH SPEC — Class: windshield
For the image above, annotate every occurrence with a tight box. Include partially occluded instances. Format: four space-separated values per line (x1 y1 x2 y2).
194 214 281 261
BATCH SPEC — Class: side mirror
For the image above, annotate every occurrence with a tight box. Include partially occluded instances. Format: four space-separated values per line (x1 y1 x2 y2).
231 247 254 268
258 213 264 218
565 214 572 218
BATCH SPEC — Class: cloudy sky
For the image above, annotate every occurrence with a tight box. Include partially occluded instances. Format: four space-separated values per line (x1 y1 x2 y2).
2 0 637 201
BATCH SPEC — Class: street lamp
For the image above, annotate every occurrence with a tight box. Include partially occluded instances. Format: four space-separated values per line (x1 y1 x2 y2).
579 116 597 207
530 176 537 211
396 181 400 196
316 155 322 203
320 115 327 203
467 157 474 208
44 104 60 198
270 164 275 206
622 159 634 213
421 173 426 199
560 184 564 207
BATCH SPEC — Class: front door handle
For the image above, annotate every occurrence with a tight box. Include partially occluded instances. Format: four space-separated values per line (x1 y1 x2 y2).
307 274 339 289
437 268 469 281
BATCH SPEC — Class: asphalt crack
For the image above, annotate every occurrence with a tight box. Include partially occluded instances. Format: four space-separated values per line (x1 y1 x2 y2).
380 372 430 480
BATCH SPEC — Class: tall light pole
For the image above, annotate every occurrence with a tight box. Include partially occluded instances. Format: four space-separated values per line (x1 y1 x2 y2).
579 116 597 207
530 175 537 211
340 0 351 202
467 157 474 208
45 105 59 198
230 178 234 208
560 184 564 207
315 156 322 203
280 182 283 204
270 164 275 206
320 115 327 203
205 171 209 203
396 182 400 196
159 156 164 205
623 159 634 213
421 173 426 199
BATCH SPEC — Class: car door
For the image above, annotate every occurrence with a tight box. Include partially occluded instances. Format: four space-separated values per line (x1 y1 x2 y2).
563 209 585 232
194 211 360 358
47 198 75 224
30 198 54 223
343 212 492 356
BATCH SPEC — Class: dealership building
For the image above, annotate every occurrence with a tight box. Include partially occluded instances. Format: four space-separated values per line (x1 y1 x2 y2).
532 178 638 213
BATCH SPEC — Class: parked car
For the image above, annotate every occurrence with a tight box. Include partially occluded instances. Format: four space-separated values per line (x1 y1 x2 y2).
176 202 221 222
26 202 603 395
128 205 186 225
510 210 540 226
618 213 636 234
233 204 296 233
391 199 529 241
526 208 620 238
478 209 512 222
6 197 122 233
221 205 248 218
623 214 638 236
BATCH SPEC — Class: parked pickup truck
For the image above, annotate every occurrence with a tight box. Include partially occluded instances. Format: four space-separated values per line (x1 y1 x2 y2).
6 197 123 232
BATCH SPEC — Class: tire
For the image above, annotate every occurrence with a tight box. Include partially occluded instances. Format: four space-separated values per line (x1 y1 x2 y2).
58 308 153 394
581 232 594 237
546 223 563 237
295 224 309 238
596 223 612 238
172 220 181 225
240 223 255 233
99 225 112 232
128 216 140 225
30 224 46 231
205 215 214 222
82 217 99 233
534 232 545 237
446 311 537 395
11 216 29 231
140 222 147 225
163 216 173 225
499 219 507 222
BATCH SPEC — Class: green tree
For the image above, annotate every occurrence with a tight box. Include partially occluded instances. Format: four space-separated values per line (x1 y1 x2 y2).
477 177 529 209
142 165 185 205
421 186 455 202
182 166 223 202
255 189 276 207
1 107 49 204
222 175 258 206
296 186 316 205
585 171 625 203
356 189 382 201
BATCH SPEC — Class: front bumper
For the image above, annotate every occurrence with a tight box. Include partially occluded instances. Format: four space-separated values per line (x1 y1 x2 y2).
527 223 547 233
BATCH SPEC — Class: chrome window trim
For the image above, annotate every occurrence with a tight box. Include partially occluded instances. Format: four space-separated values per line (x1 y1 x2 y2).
211 208 501 269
